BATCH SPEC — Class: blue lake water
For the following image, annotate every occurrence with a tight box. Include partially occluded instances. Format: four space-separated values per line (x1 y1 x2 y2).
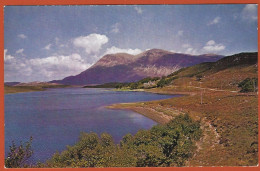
5 88 178 163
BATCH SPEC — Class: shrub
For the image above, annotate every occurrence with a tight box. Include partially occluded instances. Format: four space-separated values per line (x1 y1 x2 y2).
238 78 258 92
45 114 201 167
130 82 139 89
157 77 176 88
5 137 33 168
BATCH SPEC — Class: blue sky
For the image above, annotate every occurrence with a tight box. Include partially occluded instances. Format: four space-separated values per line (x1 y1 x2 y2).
4 5 258 82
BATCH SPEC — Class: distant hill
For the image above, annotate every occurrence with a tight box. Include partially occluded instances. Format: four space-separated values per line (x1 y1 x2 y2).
4 82 20 86
51 49 223 85
4 81 69 94
14 81 62 87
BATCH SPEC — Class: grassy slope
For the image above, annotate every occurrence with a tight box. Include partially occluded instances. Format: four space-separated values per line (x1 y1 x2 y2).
109 52 258 166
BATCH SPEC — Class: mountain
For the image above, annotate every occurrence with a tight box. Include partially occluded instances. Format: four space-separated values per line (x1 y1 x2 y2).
51 49 223 85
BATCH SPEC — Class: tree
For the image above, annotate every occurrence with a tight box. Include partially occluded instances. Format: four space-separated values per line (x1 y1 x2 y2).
135 144 165 167
130 82 138 89
100 133 114 147
5 137 33 168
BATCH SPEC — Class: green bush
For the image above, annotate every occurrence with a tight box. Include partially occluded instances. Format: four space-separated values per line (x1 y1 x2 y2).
157 77 176 88
45 114 202 167
138 77 160 84
130 82 139 89
5 137 33 168
115 77 161 90
238 78 258 92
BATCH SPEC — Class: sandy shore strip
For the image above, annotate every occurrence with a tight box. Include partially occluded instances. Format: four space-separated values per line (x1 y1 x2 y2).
107 102 184 124
107 88 192 124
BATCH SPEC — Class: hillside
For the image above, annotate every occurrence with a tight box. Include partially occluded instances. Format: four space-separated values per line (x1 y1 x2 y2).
110 52 258 166
51 49 223 85
117 52 257 91
162 52 258 91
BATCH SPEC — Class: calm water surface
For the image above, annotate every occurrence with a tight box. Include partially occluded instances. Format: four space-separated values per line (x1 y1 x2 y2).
5 88 178 163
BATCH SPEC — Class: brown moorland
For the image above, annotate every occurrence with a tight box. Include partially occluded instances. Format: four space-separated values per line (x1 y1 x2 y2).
108 52 258 166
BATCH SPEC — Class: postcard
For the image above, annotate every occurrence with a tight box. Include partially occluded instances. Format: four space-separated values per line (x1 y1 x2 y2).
2 2 259 169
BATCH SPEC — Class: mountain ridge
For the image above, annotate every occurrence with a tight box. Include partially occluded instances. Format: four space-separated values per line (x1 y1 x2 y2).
51 49 223 85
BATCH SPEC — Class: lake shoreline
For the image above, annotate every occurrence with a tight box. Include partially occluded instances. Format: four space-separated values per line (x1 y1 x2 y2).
107 90 187 125
107 88 191 124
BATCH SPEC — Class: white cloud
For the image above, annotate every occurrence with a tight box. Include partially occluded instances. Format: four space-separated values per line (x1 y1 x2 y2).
134 6 143 14
4 49 91 82
182 44 191 48
55 37 59 45
208 16 221 25
4 49 14 61
186 48 193 53
43 44 52 50
177 30 184 36
73 34 109 54
4 49 7 57
104 46 142 55
178 44 199 55
185 47 198 55
18 34 27 39
203 40 225 53
206 40 215 46
16 48 24 54
111 23 120 33
28 54 90 79
241 4 258 22
4 49 7 60
4 50 30 80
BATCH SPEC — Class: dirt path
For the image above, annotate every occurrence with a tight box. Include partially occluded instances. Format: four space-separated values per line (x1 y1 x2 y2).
187 115 225 166
187 86 238 93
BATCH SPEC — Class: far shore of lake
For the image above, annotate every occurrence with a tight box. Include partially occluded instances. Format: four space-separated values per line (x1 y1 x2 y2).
4 85 71 94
